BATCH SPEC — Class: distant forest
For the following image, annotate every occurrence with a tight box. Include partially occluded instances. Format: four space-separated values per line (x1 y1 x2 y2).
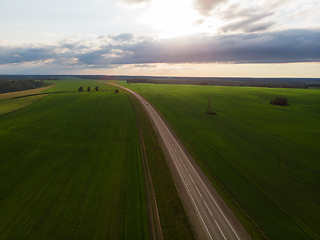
126 78 311 89
1 75 319 90
0 80 45 94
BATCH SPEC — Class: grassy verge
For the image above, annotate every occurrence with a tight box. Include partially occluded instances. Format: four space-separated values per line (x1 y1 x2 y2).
127 92 196 240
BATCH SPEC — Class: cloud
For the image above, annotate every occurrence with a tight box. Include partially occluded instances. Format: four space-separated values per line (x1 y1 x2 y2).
221 16 276 33
122 0 151 3
217 3 276 33
111 33 134 42
110 29 320 64
1 29 319 70
193 0 228 16
194 19 205 25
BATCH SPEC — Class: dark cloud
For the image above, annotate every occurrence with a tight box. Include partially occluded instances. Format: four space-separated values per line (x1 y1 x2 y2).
111 33 134 42
1 29 319 69
109 29 320 64
193 0 228 16
0 45 56 65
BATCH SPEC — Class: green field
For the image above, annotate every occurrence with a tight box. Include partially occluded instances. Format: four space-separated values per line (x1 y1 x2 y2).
0 95 46 116
43 78 112 93
118 82 320 240
0 82 149 239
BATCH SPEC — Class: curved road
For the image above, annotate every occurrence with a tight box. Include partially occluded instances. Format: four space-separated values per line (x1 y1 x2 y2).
110 83 247 240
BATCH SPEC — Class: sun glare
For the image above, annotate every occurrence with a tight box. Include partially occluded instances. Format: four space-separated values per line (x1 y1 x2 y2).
137 0 209 38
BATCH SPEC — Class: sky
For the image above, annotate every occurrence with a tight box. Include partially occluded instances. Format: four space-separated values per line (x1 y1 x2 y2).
0 0 320 77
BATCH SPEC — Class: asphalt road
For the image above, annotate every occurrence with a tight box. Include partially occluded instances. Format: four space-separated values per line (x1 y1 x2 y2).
110 83 244 240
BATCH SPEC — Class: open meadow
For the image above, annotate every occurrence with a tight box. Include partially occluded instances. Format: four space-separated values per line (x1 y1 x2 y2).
118 82 320 240
0 81 150 239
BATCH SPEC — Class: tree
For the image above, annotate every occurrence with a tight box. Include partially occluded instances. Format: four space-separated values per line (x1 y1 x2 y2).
78 86 83 92
95 86 99 92
115 89 119 93
87 87 91 92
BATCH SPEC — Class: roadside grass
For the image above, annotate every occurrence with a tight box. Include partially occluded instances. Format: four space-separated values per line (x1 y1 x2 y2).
117 82 320 240
127 92 196 240
0 86 149 239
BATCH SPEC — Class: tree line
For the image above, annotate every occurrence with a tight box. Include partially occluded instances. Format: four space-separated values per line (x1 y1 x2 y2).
78 86 99 92
126 78 309 89
0 80 45 94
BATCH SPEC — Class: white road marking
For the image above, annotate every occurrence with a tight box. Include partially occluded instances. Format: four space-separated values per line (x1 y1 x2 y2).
195 186 202 198
189 174 195 183
203 200 212 216
215 221 227 240
152 112 213 240
155 113 241 240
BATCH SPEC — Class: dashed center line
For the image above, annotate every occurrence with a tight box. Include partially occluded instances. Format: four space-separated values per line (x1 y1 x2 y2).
215 221 227 240
189 174 195 183
203 200 213 216
195 186 202 198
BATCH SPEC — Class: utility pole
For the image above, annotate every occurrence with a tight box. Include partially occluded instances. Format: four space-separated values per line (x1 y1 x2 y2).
207 97 211 112
205 97 217 115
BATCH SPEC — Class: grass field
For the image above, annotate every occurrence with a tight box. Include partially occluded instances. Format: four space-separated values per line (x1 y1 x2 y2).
0 84 55 116
0 81 149 239
0 85 54 101
0 95 46 116
118 82 320 240
43 78 111 93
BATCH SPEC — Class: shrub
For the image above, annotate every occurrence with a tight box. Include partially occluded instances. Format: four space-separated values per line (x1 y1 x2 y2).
270 97 288 106
95 86 99 92
115 89 119 93
78 86 83 92
87 87 91 92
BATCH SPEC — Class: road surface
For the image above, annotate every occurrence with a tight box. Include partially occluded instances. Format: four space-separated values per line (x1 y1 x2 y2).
110 83 249 240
